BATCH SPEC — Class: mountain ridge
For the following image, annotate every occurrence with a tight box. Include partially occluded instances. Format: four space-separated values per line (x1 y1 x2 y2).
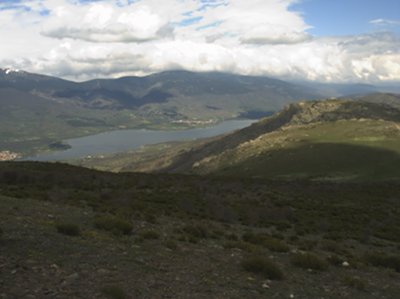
84 94 400 181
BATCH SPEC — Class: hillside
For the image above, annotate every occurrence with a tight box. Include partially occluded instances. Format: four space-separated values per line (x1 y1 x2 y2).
84 94 400 181
0 161 400 298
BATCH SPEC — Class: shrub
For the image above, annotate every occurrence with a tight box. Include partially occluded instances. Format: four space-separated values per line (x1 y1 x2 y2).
242 232 289 252
223 241 259 253
182 223 208 239
225 233 239 241
56 223 80 236
163 239 178 250
264 237 290 252
364 252 400 272
343 276 367 291
94 215 132 235
139 230 160 240
242 232 264 245
241 255 284 280
291 252 328 271
101 285 127 299
326 254 343 266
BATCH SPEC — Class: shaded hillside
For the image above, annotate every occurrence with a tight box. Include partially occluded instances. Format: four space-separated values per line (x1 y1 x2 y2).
1 161 400 298
92 95 400 181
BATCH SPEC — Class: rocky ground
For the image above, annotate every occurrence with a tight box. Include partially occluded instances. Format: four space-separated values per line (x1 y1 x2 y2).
1 163 400 298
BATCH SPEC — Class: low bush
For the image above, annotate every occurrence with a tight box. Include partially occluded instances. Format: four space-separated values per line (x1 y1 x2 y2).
241 255 284 280
264 237 290 252
139 230 160 240
94 215 132 235
56 223 80 236
163 239 178 250
364 252 400 272
242 232 289 252
342 276 367 291
101 285 127 299
291 252 328 271
242 231 264 245
182 223 209 239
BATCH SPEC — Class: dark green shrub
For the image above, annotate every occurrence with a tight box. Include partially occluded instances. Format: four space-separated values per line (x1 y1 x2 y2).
326 254 343 266
320 239 347 254
139 230 160 240
364 252 400 272
101 285 127 299
242 232 264 245
182 223 208 239
225 233 239 241
163 239 178 250
56 223 80 236
242 232 289 252
94 215 132 235
342 276 367 291
291 252 328 271
264 237 290 252
223 241 259 252
241 255 284 280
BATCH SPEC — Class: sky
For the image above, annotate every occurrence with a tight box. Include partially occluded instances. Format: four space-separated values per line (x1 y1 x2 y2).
0 0 399 83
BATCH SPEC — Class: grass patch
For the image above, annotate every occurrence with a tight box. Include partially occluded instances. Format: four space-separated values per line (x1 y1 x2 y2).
291 252 328 271
56 223 80 236
241 255 284 280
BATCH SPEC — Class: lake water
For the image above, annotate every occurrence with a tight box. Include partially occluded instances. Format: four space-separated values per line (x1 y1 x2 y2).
25 119 255 161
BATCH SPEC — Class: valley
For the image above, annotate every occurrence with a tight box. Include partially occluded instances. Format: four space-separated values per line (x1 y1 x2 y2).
1 69 395 159
75 94 400 182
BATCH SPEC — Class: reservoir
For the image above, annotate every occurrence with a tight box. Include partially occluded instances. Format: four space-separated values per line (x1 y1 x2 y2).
26 119 254 161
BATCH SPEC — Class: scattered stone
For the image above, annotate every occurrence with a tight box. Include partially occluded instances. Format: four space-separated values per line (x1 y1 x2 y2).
97 268 109 275
342 261 350 267
262 283 270 289
62 272 80 286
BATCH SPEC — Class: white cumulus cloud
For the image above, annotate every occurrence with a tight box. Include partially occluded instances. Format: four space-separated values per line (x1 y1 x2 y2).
0 0 399 84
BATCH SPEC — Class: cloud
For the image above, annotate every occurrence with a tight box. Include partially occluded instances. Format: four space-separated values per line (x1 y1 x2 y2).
370 18 400 26
0 0 399 83
41 2 173 42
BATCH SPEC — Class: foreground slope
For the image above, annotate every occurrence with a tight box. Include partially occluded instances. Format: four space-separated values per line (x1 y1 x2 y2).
0 162 400 298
